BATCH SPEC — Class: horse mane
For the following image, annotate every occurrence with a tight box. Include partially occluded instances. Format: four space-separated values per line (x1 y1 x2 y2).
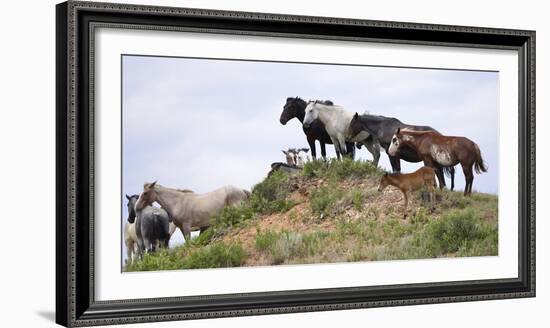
287 96 307 104
400 128 432 135
309 99 334 106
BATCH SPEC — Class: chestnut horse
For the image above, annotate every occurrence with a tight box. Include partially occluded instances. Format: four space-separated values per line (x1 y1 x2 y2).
388 128 487 195
378 166 437 217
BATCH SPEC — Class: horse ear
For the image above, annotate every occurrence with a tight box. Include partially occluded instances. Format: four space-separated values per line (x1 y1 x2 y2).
396 127 401 134
354 112 359 118
282 150 288 155
302 148 309 153
148 181 157 189
125 194 131 200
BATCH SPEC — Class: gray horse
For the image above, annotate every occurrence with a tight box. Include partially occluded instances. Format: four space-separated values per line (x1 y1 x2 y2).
126 194 171 255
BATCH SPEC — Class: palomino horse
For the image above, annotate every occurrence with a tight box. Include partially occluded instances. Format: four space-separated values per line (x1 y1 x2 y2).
378 166 437 218
347 112 456 190
136 182 250 243
280 97 356 160
303 101 381 164
126 194 173 255
388 128 487 195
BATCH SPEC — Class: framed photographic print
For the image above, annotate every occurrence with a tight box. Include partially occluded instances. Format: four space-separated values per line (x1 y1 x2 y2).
56 1 535 326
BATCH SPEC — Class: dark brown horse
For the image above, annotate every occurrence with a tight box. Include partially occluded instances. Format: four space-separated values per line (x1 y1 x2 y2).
388 128 487 195
280 97 356 160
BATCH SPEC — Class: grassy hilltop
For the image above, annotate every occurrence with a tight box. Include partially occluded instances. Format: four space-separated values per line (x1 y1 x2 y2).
125 159 498 272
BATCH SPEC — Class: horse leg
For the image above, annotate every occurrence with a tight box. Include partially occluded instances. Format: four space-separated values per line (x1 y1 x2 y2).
182 223 192 244
435 166 447 189
331 136 342 160
427 181 435 211
364 139 381 166
339 137 349 159
402 190 409 219
320 142 327 160
307 137 317 160
130 241 136 263
450 166 456 191
125 240 133 265
425 159 444 189
345 142 356 160
389 155 399 173
136 237 144 260
143 238 153 254
461 162 474 196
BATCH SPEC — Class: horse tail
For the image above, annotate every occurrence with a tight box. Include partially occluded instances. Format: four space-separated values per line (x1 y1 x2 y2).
442 166 453 178
473 143 488 174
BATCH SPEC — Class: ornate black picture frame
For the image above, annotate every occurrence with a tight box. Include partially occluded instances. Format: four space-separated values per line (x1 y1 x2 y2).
56 1 535 326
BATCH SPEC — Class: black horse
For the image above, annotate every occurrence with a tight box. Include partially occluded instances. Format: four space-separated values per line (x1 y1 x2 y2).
126 194 171 255
348 113 455 190
280 97 356 160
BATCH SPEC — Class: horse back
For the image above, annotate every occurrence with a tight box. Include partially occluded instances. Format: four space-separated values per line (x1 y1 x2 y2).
139 206 170 240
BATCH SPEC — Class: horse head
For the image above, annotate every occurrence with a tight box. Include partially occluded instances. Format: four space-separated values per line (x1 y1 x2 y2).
282 148 297 166
136 181 158 211
280 97 306 125
389 128 415 156
347 112 364 140
125 194 139 223
302 101 319 128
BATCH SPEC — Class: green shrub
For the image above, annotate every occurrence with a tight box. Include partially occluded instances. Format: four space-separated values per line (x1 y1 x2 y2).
248 170 297 214
336 219 367 242
348 189 365 211
252 170 291 202
182 242 247 269
302 159 326 178
125 249 181 271
310 186 345 217
412 209 497 257
255 230 279 252
255 230 330 265
125 241 247 271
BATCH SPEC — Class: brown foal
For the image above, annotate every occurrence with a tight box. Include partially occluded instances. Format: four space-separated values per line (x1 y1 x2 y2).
378 166 437 217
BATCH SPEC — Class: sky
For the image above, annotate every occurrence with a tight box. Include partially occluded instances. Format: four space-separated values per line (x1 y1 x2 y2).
121 55 499 258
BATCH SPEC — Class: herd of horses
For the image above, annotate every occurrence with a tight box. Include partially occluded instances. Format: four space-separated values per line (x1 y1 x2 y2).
124 96 487 264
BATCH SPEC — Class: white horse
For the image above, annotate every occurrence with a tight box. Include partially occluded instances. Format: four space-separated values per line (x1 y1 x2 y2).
136 182 250 242
303 101 380 164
